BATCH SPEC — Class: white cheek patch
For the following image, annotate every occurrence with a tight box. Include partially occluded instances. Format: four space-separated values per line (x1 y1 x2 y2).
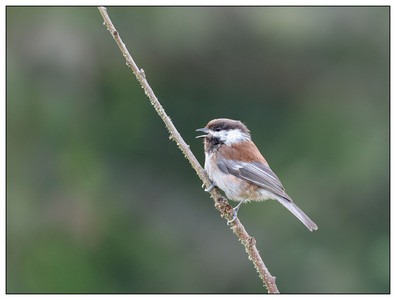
210 129 249 145
226 129 249 145
210 130 227 141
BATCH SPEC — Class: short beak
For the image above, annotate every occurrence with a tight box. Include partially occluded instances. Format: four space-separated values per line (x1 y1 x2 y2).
196 128 209 139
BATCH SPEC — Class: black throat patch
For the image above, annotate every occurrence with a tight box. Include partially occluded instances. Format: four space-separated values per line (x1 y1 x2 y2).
204 136 223 153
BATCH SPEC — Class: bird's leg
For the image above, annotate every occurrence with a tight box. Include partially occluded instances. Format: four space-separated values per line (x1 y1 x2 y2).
205 182 217 192
227 199 246 224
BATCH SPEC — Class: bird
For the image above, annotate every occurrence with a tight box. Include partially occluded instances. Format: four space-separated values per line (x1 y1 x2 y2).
196 118 318 231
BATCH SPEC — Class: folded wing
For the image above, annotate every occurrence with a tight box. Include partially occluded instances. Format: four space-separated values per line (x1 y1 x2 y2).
217 158 318 231
217 159 292 201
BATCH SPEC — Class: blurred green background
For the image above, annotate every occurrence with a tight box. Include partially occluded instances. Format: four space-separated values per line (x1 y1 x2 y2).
6 6 389 293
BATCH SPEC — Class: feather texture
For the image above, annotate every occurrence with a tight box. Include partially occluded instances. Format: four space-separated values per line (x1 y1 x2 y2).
212 144 318 231
200 119 318 231
217 159 291 201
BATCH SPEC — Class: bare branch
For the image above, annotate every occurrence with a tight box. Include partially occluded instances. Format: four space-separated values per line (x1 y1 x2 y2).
97 6 279 294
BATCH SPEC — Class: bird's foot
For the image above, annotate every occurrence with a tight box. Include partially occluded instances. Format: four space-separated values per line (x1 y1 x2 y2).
227 200 245 225
227 209 238 225
205 182 216 192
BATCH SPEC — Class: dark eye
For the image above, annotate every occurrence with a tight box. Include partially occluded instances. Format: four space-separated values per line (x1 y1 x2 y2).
215 126 221 132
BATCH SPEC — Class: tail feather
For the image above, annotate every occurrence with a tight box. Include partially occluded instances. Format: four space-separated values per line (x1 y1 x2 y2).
277 197 318 231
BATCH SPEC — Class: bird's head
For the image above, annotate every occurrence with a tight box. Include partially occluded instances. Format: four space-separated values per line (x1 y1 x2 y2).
196 118 251 152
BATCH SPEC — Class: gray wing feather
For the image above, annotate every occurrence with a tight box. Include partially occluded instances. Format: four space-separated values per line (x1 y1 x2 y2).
217 161 230 174
217 159 318 231
218 159 291 201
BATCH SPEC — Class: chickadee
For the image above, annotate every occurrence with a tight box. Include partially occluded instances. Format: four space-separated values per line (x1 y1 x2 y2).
196 118 318 231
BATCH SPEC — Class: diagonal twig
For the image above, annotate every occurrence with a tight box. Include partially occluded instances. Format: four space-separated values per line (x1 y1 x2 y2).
97 6 279 293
